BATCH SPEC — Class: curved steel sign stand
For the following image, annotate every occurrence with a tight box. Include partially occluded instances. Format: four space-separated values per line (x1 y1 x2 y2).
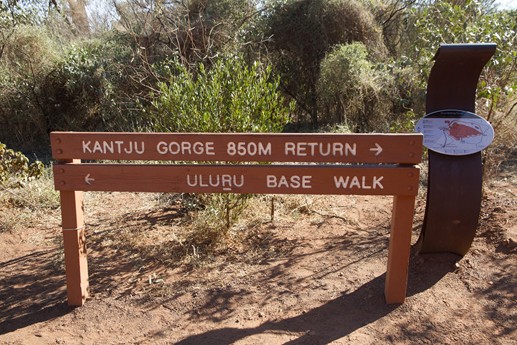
416 43 496 255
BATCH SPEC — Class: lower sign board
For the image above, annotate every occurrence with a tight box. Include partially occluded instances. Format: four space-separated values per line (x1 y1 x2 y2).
54 164 419 196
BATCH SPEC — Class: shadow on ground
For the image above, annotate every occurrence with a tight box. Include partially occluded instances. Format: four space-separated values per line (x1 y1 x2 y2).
0 202 461 342
0 249 70 335
156 251 460 344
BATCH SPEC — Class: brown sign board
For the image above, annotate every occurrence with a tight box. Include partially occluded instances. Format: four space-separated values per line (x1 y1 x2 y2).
50 131 423 307
51 132 422 164
54 164 419 196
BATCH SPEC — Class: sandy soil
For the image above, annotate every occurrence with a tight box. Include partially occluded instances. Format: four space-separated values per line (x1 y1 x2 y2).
0 165 515 344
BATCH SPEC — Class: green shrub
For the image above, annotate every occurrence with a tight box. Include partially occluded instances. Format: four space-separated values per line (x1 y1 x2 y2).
0 142 44 187
150 55 293 243
262 0 386 126
0 167 59 234
0 25 61 150
151 55 293 133
317 43 396 131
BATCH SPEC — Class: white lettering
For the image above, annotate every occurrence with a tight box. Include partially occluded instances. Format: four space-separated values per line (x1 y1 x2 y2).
192 142 204 155
319 143 331 156
103 141 114 154
93 141 103 153
187 174 197 187
307 142 318 156
124 141 133 154
199 174 209 187
156 141 216 156
205 142 215 155
209 175 220 187
334 176 350 188
227 142 272 156
349 176 361 188
222 175 232 190
301 175 312 189
333 175 385 189
114 141 124 153
169 142 180 154
345 143 356 156
361 176 371 189
373 176 384 189
82 141 92 153
181 142 191 155
83 140 144 155
285 142 295 156
267 175 276 188
333 143 343 156
157 141 167 154
134 142 145 154
266 175 313 189
234 175 245 188
186 174 245 191
284 142 357 157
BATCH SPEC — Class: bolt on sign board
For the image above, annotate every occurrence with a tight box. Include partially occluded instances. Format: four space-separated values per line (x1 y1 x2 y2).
51 131 422 307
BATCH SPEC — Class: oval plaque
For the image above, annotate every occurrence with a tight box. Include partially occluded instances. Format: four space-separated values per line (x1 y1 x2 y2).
415 109 494 156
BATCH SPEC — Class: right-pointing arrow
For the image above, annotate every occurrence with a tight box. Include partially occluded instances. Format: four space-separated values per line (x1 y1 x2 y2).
369 143 383 156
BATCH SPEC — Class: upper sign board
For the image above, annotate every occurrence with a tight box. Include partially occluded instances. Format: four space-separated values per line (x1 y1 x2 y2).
415 109 494 156
51 132 422 164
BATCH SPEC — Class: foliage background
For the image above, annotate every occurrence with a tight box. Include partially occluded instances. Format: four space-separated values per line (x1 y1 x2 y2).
0 0 515 238
0 0 515 149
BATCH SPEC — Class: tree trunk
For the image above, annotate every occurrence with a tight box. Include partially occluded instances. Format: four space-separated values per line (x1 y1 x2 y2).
67 0 91 36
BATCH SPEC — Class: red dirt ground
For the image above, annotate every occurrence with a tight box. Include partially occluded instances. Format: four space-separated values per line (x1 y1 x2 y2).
1 165 515 344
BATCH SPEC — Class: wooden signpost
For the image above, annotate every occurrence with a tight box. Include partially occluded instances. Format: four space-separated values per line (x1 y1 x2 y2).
51 131 422 306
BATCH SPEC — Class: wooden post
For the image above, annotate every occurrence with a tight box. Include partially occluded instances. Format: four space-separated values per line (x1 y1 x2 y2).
385 195 416 304
59 159 89 306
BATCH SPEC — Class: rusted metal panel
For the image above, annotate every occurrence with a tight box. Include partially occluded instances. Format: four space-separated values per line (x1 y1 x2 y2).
417 43 496 255
53 164 420 196
51 132 423 164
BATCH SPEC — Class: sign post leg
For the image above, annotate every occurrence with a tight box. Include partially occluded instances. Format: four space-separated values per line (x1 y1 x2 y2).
60 188 89 306
385 195 416 304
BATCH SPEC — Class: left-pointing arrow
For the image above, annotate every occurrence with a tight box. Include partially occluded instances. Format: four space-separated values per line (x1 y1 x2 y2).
85 174 95 185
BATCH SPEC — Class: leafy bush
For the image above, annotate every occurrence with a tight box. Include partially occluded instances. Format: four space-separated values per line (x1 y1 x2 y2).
0 166 59 234
0 31 147 151
0 25 61 150
317 43 396 131
40 33 151 134
0 142 44 187
151 55 293 133
262 0 386 126
150 55 293 243
398 2 516 107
